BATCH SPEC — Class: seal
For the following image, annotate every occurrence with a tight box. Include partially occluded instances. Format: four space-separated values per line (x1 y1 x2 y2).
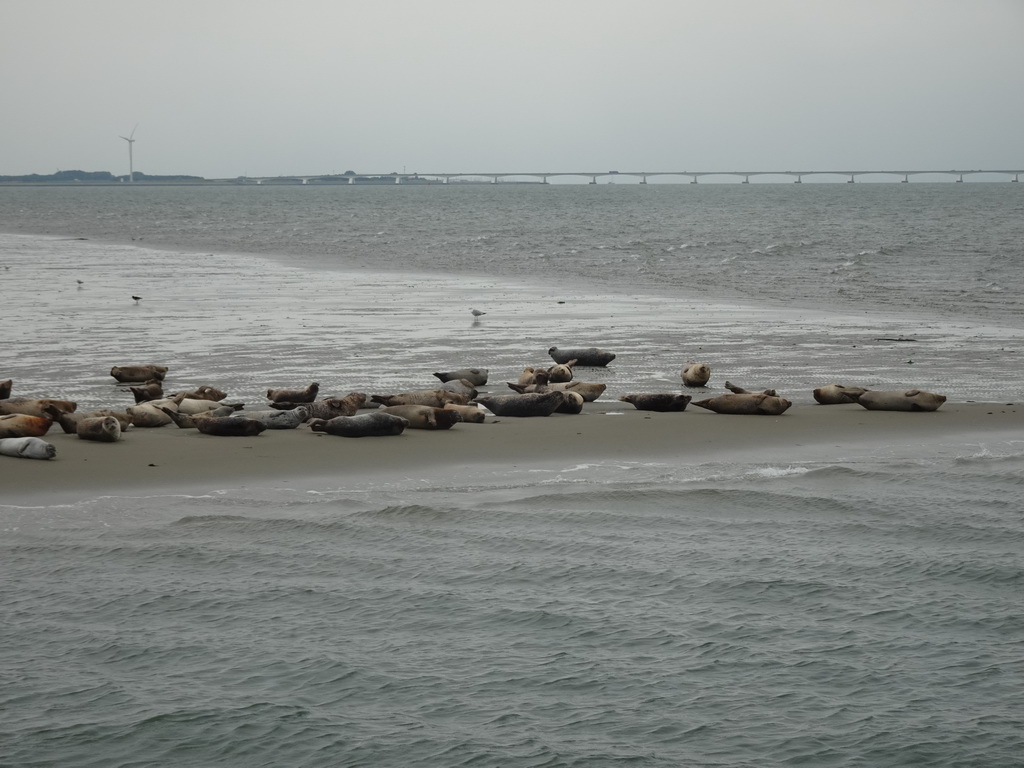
724 381 778 397
0 398 77 417
476 391 565 417
126 402 174 428
0 379 11 400
849 389 946 412
76 415 122 442
546 361 576 383
378 405 462 430
548 346 615 367
231 408 308 429
110 365 168 383
159 405 238 429
175 397 244 415
270 395 360 420
266 382 319 403
443 403 487 423
681 363 711 387
169 385 227 402
619 393 692 412
57 409 131 434
0 436 57 460
0 413 54 438
437 379 479 398
514 368 549 387
129 379 164 403
813 384 869 405
309 412 409 437
555 390 585 414
433 368 489 386
554 382 607 402
692 393 792 415
372 390 471 408
194 416 268 436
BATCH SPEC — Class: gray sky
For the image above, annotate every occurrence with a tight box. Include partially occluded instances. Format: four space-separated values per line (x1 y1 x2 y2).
2 0 1022 179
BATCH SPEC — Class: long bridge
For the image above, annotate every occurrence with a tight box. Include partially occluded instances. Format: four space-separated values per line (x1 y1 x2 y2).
234 169 1023 185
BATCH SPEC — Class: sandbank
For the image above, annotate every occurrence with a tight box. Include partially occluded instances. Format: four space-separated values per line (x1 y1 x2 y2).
3 401 1021 507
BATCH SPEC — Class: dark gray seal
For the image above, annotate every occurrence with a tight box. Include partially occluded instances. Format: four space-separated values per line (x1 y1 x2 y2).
619 393 692 412
548 346 615 367
195 417 268 436
476 391 566 417
433 368 489 386
0 379 11 400
692 393 792 415
309 412 409 437
110 365 168 383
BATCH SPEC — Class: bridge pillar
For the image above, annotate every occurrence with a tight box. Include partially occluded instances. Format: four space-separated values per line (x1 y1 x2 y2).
901 174 909 183
1013 174 1019 182
589 176 598 184
542 176 550 184
742 175 749 184
640 176 647 184
794 175 802 184
847 175 855 183
956 174 963 183
690 177 698 184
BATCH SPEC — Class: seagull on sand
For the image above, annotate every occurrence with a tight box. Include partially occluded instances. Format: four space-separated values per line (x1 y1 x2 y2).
470 308 486 317
132 295 142 303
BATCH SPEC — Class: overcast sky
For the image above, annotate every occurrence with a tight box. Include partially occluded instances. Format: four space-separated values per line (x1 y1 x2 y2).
2 0 1022 178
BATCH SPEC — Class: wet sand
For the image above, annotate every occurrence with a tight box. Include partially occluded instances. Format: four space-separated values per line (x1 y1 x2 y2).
3 401 1021 506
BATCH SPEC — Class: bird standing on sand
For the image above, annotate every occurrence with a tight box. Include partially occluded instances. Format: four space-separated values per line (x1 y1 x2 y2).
471 308 486 317
132 295 142 303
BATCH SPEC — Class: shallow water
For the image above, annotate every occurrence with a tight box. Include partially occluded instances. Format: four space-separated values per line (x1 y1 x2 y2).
2 184 1023 766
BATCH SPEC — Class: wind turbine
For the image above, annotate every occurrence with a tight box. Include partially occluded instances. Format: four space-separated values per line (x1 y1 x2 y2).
120 124 137 182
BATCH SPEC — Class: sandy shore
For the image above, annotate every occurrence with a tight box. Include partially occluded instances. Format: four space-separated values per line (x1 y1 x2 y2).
3 401 1021 506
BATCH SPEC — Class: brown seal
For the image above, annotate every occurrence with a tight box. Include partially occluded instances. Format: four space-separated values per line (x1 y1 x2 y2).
555 382 607 402
442 403 487 423
169 385 227 402
433 368 489 386
849 389 946 412
0 379 11 400
126 403 175 428
266 382 319 403
77 415 122 442
372 390 471 408
378 405 462 430
0 413 54 438
548 346 615 367
110 365 168 383
129 379 164 403
813 384 869 405
619 393 692 412
692 393 792 415
0 398 77 417
724 381 778 397
555 390 585 414
546 361 576 383
681 363 712 387
57 409 131 434
194 417 268 436
270 395 360 420
309 412 410 437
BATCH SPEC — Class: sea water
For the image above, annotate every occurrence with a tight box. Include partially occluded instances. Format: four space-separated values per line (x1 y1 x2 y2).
1 183 1023 766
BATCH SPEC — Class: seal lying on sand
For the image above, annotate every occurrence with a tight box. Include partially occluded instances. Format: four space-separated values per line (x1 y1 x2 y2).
476 391 566 417
555 390 585 414
724 381 778 397
0 398 77 417
0 413 54 438
270 396 360 420
442 403 487 423
848 389 946 412
57 409 131 434
127 403 174 427
129 379 164 403
619 393 692 412
110 365 168 383
77 415 122 442
546 361 576 383
682 363 712 387
309 412 409 437
159 406 238 429
195 417 267 436
372 390 471 408
231 408 308 429
378 405 461 430
692 393 793 415
266 382 319 403
0 379 11 400
548 346 615 367
437 379 478 398
170 385 227 402
433 368 489 386
813 384 869 405
0 436 56 460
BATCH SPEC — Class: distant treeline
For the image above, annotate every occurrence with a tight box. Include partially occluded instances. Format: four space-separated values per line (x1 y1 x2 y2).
0 170 203 183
